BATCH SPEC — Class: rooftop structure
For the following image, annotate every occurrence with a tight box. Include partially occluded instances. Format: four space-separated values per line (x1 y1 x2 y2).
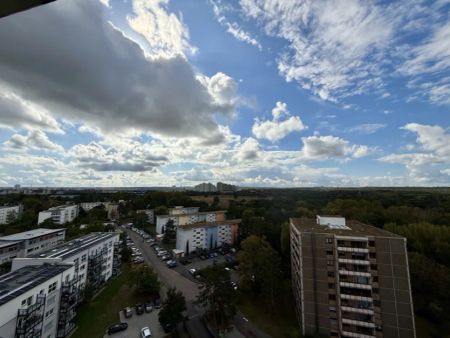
0 228 65 242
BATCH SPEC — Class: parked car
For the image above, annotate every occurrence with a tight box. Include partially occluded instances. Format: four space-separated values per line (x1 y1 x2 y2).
136 303 144 315
199 254 208 260
161 254 171 261
154 298 161 309
188 268 197 275
157 251 168 257
231 281 238 290
166 260 177 268
123 307 132 318
179 258 191 265
107 322 128 335
144 301 153 313
141 326 152 338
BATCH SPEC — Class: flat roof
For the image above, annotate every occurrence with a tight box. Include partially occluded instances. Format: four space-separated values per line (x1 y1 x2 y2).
0 205 20 210
30 232 119 260
158 210 227 218
48 204 77 210
0 264 72 306
1 228 65 242
178 219 241 230
290 218 401 238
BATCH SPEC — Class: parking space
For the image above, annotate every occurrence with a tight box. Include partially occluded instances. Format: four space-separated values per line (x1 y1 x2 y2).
104 307 164 338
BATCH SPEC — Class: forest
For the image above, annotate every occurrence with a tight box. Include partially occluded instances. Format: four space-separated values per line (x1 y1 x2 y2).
1 187 449 337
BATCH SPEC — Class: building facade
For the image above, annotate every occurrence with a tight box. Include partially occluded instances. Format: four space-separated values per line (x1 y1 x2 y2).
193 183 217 192
175 220 240 254
38 205 79 225
290 216 416 338
0 228 66 265
156 206 226 234
0 263 77 338
14 232 121 291
0 205 23 225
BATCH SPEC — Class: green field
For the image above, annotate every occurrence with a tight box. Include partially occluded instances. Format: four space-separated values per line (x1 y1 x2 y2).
72 265 141 338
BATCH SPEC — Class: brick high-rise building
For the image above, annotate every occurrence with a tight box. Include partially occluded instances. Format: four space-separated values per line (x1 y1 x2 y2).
290 216 415 338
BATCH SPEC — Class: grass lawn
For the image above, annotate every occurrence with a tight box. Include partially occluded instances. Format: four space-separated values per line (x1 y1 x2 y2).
72 265 141 338
238 279 302 338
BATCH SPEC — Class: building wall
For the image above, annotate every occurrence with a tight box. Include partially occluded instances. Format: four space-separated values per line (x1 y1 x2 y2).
0 243 21 264
0 205 22 225
22 230 66 256
0 265 75 338
38 205 79 225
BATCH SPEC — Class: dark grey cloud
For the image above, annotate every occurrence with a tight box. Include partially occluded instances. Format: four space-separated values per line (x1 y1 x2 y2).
0 0 236 141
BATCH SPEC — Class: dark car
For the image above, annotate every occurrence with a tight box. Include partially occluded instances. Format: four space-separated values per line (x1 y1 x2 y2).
179 258 191 265
162 323 175 333
136 303 144 315
123 307 132 318
145 301 153 313
108 322 128 335
154 298 161 309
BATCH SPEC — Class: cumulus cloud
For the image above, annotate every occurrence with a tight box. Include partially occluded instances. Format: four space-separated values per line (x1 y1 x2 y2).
0 92 62 133
300 135 371 160
233 138 261 161
4 130 64 152
252 101 306 142
127 0 196 57
0 0 238 142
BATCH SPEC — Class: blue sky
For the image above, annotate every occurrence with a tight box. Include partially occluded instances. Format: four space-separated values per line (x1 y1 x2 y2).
0 0 449 187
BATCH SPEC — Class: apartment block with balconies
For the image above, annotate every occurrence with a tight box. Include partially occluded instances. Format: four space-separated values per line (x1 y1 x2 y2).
290 216 415 338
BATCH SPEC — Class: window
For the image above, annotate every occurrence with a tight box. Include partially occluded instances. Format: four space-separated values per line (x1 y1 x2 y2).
370 264 377 270
327 260 334 266
21 299 27 306
329 294 336 301
369 252 376 259
369 240 375 247
326 238 333 244
48 282 57 293
81 254 87 262
327 271 335 277
372 276 378 283
328 283 335 289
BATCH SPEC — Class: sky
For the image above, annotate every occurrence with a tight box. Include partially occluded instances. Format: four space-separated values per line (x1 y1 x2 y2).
0 0 449 188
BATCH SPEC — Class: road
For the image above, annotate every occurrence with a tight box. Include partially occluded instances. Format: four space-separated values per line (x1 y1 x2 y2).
126 229 212 338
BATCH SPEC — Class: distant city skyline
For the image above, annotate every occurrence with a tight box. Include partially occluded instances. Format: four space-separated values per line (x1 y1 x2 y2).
0 0 449 187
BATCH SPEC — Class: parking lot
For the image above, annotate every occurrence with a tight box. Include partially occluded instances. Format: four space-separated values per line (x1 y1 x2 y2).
104 307 164 338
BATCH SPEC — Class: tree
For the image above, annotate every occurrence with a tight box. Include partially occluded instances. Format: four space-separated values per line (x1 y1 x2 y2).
129 265 160 296
133 212 148 229
162 219 176 245
196 265 236 332
237 235 282 306
158 288 186 334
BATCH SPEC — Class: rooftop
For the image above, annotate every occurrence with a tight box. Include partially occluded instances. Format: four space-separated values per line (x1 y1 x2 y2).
0 240 21 249
0 228 65 242
48 204 77 210
30 232 119 260
0 263 72 306
178 218 241 230
0 205 20 210
290 218 401 238
158 210 227 218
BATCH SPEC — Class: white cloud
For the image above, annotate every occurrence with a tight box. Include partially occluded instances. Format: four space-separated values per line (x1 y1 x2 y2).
4 130 64 152
210 0 262 50
300 135 371 160
0 91 62 133
346 123 386 134
252 101 306 142
233 137 261 162
127 0 196 58
0 0 238 143
240 0 394 101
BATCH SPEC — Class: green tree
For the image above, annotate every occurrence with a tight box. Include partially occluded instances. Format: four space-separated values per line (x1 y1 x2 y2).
196 265 237 332
129 265 160 296
133 212 148 229
238 235 282 306
158 288 186 334
162 219 176 245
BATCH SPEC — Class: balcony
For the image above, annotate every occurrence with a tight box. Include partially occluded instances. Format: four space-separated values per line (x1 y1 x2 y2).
339 270 371 277
337 247 369 253
338 258 369 265
341 331 375 338
340 282 372 290
342 318 375 328
341 306 374 315
341 293 373 302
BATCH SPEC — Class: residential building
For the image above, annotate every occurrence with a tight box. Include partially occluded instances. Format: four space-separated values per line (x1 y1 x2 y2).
176 219 240 254
106 203 119 220
290 216 415 338
0 228 66 264
0 262 78 338
193 183 217 192
136 209 155 224
216 182 237 193
38 205 79 225
14 232 121 291
79 202 104 212
0 205 23 225
156 206 226 234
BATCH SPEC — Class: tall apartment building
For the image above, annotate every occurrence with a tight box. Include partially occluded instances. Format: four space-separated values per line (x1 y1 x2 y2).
156 206 226 234
0 262 78 338
290 216 415 338
13 232 121 291
175 219 240 254
0 205 23 225
38 205 79 225
193 183 217 193
0 228 66 265
216 182 237 193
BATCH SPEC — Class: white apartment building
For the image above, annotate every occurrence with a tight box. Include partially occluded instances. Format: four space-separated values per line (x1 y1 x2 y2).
193 183 217 192
0 228 66 265
0 262 76 338
156 206 226 234
38 205 79 225
79 202 104 212
0 205 23 225
13 232 121 291
136 209 155 224
175 220 240 254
